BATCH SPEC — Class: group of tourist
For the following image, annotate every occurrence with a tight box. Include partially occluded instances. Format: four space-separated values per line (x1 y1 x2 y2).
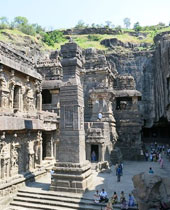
94 189 135 210
144 142 165 169
94 189 108 203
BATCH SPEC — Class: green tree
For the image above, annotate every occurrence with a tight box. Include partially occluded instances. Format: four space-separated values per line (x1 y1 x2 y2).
32 23 44 34
20 24 36 36
133 22 142 32
123 18 131 29
91 23 96 28
75 20 86 29
105 21 112 28
0 16 9 29
12 16 28 28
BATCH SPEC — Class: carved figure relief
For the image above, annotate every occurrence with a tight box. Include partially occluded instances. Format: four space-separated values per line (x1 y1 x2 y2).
24 86 35 111
11 143 19 170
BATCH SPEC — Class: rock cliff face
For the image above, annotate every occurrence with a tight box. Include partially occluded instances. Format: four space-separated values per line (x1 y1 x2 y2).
107 51 155 127
153 32 170 122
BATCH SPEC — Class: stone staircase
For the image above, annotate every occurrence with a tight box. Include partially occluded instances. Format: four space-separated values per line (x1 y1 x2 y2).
9 189 138 210
9 189 106 210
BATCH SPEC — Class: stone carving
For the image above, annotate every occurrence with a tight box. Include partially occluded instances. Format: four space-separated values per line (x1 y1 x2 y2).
10 142 19 171
64 106 73 128
0 141 9 159
27 141 35 170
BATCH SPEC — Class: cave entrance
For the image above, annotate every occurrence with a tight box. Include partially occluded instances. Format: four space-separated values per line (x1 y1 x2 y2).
142 120 170 144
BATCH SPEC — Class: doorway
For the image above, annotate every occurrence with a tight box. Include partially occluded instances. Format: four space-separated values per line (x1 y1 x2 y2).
91 145 99 162
42 133 47 160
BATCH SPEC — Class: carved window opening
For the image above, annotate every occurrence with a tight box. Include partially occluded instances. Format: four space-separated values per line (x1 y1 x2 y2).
42 89 52 104
13 85 20 111
116 97 132 110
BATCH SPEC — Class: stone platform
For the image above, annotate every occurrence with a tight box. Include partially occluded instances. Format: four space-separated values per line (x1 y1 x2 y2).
50 161 93 193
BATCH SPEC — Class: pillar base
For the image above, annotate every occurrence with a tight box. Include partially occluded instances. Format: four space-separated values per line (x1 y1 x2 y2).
50 161 93 193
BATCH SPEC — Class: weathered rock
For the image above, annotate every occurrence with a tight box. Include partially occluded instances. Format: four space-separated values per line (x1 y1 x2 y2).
133 173 170 210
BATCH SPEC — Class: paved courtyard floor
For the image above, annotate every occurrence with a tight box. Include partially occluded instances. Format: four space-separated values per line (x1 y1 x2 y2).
26 153 170 201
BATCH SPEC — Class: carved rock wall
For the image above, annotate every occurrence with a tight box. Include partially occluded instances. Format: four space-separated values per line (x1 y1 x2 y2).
107 51 155 127
154 33 170 122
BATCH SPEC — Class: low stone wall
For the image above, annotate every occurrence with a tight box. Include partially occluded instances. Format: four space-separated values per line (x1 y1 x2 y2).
0 164 52 209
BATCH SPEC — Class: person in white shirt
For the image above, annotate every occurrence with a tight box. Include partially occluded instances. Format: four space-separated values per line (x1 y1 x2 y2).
98 112 102 121
99 189 108 203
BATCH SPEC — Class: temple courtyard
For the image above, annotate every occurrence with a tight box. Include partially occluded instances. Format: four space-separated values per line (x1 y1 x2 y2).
22 154 170 201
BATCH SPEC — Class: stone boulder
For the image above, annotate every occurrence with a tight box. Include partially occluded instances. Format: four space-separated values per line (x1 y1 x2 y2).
132 172 170 210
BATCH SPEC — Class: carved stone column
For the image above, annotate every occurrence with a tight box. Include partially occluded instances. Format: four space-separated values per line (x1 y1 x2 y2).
50 42 92 193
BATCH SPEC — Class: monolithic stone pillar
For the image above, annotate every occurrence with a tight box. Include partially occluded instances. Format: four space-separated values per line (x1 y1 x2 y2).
50 42 92 193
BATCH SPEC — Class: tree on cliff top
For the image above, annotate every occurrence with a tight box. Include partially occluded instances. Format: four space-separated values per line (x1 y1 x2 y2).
0 17 9 29
124 18 131 29
133 22 142 32
75 20 86 29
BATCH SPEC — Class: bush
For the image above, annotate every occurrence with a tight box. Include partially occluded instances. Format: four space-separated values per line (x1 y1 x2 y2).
42 30 66 46
19 24 36 36
87 35 101 41
134 22 142 32
0 17 9 29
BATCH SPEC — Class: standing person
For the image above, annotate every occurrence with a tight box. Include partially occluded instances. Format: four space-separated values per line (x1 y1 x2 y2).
91 151 96 162
162 145 165 154
115 163 118 175
116 166 122 182
159 153 162 162
160 158 164 168
145 151 149 161
50 169 54 182
150 153 153 161
98 112 102 121
118 163 123 176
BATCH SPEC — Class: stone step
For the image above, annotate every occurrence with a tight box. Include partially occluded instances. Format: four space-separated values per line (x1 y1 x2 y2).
10 201 92 210
18 189 91 201
10 196 105 210
16 192 103 207
10 189 138 210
